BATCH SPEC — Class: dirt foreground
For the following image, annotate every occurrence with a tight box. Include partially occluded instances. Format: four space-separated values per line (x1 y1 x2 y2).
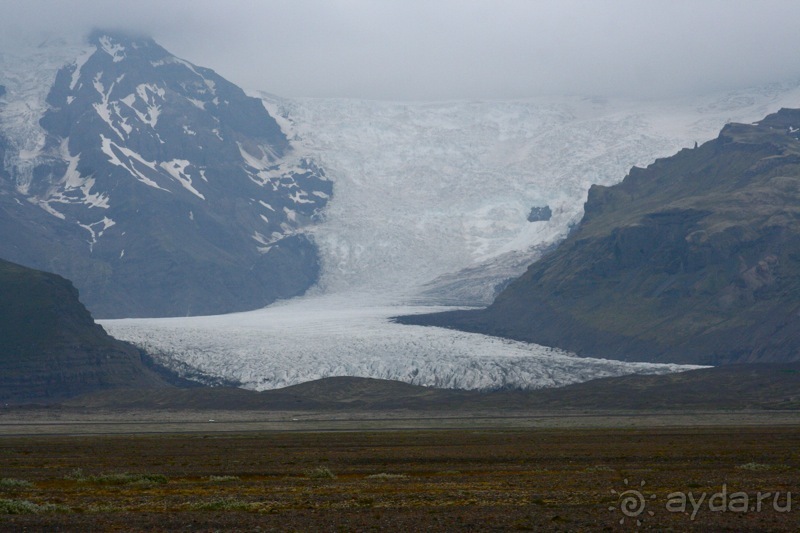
1 413 800 531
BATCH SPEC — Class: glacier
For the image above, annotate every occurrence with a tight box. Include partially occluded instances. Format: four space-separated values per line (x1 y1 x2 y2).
102 82 800 390
106 294 702 391
0 37 94 194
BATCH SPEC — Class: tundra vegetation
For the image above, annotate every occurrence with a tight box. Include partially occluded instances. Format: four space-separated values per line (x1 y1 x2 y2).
1 428 799 531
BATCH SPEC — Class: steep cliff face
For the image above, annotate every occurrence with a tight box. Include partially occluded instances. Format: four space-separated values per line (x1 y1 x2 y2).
0 258 166 402
402 108 800 365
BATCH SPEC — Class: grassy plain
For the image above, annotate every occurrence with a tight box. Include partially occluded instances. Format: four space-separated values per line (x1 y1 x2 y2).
2 422 800 531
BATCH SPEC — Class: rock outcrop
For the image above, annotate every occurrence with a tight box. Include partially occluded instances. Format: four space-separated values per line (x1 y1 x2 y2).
0 258 167 402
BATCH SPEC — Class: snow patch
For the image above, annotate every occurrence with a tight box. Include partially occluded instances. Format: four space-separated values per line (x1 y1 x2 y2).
159 159 205 200
69 48 95 90
289 190 314 204
238 142 278 172
92 73 128 140
133 84 164 127
187 97 206 110
100 134 169 191
79 216 116 250
37 201 66 220
58 140 110 209
98 35 126 62
283 207 297 222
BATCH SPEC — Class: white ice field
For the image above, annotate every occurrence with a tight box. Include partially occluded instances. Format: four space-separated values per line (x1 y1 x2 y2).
102 84 800 390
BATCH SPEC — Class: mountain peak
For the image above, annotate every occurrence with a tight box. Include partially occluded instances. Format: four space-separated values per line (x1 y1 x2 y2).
0 32 331 318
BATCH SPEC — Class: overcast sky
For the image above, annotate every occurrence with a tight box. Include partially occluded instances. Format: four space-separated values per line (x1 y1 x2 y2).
2 0 800 101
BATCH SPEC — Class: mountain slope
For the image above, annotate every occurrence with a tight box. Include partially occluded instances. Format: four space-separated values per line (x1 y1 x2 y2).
0 258 167 402
401 108 800 365
0 32 330 318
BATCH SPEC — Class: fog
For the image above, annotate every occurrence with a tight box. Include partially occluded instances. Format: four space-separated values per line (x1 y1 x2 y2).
2 0 800 100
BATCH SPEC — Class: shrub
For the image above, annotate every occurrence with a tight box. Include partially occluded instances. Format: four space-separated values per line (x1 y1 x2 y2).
187 498 254 511
0 478 33 490
65 470 168 485
0 499 65 514
584 465 614 473
304 467 336 479
736 463 774 471
88 473 168 485
366 473 408 480
208 475 241 482
64 468 86 481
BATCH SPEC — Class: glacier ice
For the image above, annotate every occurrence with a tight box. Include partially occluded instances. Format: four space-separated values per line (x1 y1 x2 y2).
104 82 800 390
103 294 705 391
0 38 94 194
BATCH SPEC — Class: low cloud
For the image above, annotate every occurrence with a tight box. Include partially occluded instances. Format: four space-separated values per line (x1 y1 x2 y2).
2 0 800 100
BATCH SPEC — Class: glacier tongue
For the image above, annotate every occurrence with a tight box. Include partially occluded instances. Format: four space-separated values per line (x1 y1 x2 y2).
102 294 704 391
104 83 800 390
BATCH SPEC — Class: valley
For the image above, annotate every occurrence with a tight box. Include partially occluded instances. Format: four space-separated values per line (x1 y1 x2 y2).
3 30 800 397
105 83 800 389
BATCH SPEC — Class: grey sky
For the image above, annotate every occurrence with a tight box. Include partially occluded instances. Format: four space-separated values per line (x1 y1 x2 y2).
2 0 800 100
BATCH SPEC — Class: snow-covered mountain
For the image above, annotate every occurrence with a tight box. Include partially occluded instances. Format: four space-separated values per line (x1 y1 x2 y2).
107 82 800 391
0 32 330 317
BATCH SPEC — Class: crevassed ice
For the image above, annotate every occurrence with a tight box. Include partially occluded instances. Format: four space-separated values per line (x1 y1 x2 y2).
105 83 800 390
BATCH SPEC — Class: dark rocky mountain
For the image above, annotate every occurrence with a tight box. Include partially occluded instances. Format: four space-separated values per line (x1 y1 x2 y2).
0 31 331 318
401 108 800 366
0 258 167 403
